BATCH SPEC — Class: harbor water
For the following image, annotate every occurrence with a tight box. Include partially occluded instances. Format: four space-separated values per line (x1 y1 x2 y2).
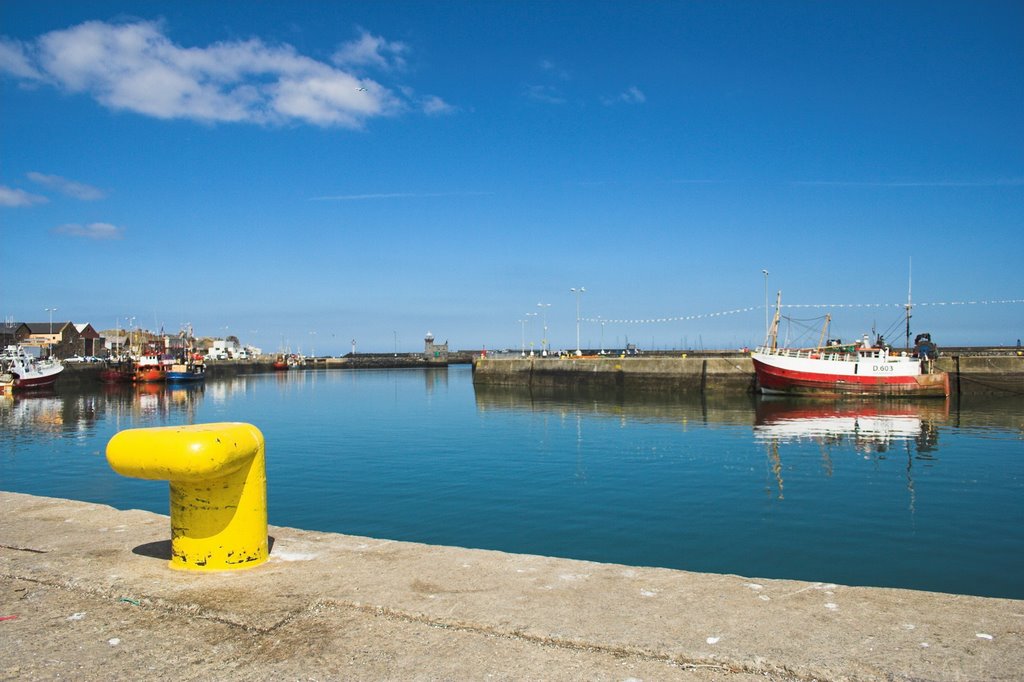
2 365 1022 599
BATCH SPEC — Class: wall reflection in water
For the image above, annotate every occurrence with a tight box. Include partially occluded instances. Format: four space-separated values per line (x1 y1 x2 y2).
473 382 758 426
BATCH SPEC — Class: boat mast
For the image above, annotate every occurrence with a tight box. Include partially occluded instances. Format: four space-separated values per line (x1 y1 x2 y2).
905 257 913 351
816 313 831 351
765 291 782 350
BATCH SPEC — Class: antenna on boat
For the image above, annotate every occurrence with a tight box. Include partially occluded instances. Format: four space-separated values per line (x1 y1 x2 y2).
905 257 913 351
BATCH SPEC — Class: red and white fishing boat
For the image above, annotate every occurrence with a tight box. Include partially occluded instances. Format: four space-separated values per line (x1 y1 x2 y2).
133 354 173 383
751 294 949 398
0 345 64 394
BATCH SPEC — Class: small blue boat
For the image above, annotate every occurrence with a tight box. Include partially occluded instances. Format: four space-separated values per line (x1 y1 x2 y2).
165 356 206 383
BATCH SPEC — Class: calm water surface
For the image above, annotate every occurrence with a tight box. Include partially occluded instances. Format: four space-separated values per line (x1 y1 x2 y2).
2 365 1022 599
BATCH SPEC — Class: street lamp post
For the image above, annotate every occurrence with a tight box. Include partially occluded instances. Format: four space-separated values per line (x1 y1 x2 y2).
537 303 551 356
570 287 585 356
598 316 605 355
44 307 57 357
525 312 537 356
126 316 136 356
761 269 769 343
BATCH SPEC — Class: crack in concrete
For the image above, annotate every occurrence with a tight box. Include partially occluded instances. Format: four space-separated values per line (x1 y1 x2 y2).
324 598 811 681
0 544 49 553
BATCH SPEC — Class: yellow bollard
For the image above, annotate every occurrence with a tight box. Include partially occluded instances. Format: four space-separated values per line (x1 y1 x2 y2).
106 422 268 571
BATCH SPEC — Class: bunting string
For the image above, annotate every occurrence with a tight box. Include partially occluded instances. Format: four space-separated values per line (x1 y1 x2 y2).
582 299 1024 325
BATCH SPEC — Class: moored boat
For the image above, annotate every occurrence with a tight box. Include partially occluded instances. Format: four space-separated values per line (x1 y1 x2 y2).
274 352 302 370
751 294 949 398
166 354 206 382
0 345 64 394
100 356 135 383
752 345 950 397
133 354 171 383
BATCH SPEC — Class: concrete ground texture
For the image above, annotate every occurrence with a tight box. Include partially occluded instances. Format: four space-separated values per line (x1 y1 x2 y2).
1 491 1021 681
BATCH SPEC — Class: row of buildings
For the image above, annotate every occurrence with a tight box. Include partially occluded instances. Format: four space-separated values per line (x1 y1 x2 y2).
0 321 254 360
1 321 106 359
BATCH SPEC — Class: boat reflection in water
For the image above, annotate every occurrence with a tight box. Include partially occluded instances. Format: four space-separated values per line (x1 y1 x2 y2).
753 398 948 503
754 399 946 451
1 382 207 439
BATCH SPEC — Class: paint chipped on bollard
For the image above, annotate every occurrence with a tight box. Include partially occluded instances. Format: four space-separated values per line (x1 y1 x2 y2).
106 422 268 571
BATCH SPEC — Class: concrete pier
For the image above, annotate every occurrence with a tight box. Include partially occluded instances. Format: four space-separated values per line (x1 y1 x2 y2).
2 491 1021 680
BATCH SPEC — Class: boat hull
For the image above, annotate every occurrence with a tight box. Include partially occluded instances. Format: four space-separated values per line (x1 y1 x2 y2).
752 355 949 398
1 346 64 393
1 364 63 393
12 372 62 391
166 372 205 382
100 367 134 383
134 368 166 383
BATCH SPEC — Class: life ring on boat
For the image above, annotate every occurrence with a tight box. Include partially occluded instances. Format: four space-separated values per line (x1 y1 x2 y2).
810 353 820 359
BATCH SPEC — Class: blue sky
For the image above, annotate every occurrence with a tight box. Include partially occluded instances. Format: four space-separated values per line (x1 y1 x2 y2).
1 1 1021 354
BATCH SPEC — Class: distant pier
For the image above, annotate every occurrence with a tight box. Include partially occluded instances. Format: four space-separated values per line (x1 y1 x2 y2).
472 351 1024 396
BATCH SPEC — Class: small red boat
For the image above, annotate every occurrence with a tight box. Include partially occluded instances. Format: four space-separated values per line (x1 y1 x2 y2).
100 357 135 383
273 353 298 370
133 354 170 383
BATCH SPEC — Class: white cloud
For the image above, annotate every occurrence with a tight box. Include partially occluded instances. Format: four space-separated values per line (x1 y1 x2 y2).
603 86 646 106
1 20 415 128
792 179 1024 187
0 185 48 207
539 59 570 80
310 190 492 201
524 84 565 105
422 95 455 116
0 38 42 79
27 172 106 200
53 222 124 240
331 29 408 71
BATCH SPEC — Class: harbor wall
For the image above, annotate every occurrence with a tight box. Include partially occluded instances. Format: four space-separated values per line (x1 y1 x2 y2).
472 354 1024 396
939 355 1024 395
472 356 755 394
